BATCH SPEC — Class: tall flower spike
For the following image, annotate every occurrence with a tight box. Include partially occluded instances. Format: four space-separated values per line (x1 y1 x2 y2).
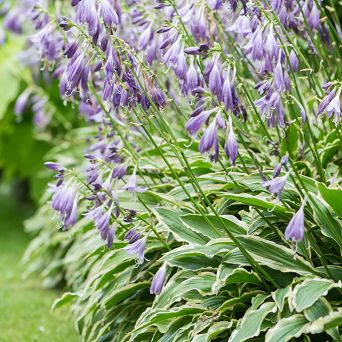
285 199 307 242
150 264 167 295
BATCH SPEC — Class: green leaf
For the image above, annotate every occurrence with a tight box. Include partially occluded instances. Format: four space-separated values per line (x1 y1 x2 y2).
304 298 340 341
221 193 288 216
180 214 247 239
132 305 205 337
104 282 150 308
317 183 342 219
292 278 333 312
272 285 291 311
161 240 232 270
265 314 308 342
237 235 317 274
154 208 209 245
309 195 342 250
307 308 342 334
52 292 81 311
155 271 215 308
229 302 276 342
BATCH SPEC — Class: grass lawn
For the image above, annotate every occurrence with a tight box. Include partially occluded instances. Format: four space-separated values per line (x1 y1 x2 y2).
0 185 79 342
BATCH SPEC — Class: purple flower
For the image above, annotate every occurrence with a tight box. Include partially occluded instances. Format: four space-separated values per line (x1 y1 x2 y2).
208 63 222 97
263 171 290 201
150 264 167 295
264 25 278 60
199 120 218 153
273 155 288 177
184 46 201 55
285 199 307 241
100 0 119 26
125 229 141 244
289 50 299 72
123 168 145 193
183 59 199 95
44 162 63 172
51 182 78 228
308 2 320 30
317 90 335 115
138 23 153 50
273 52 286 91
325 89 341 123
125 236 146 264
14 88 31 118
222 69 235 112
112 164 127 180
224 117 238 165
186 109 214 136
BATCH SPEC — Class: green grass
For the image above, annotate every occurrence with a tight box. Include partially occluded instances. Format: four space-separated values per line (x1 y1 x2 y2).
0 185 79 342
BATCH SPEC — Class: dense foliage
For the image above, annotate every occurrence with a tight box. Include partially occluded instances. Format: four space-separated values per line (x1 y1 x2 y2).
2 0 342 341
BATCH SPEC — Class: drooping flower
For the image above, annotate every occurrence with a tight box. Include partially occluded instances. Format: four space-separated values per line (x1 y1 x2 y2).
14 88 31 118
273 154 288 177
123 167 145 193
263 171 290 201
285 199 307 242
100 0 119 26
325 89 341 123
51 182 79 228
125 229 141 244
125 236 146 264
224 117 238 165
289 50 299 72
186 109 215 136
150 264 167 295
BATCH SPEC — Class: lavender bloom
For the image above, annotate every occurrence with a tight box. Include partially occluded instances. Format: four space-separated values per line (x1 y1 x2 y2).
199 119 219 161
208 63 222 97
222 69 235 112
100 0 119 26
125 229 141 244
123 168 145 193
112 164 127 180
273 154 288 177
264 25 278 60
325 89 341 123
317 90 335 115
285 199 307 241
263 171 290 201
138 23 153 50
308 2 320 30
14 88 31 118
246 26 264 60
150 264 167 295
224 117 238 165
51 182 78 228
44 162 63 172
273 52 286 91
289 50 299 72
186 109 214 136
183 59 199 95
125 236 146 264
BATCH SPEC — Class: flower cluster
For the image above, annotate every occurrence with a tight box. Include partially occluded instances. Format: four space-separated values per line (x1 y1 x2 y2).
2 0 341 304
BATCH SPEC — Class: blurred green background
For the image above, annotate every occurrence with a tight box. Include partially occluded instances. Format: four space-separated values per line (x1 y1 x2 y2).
0 36 79 341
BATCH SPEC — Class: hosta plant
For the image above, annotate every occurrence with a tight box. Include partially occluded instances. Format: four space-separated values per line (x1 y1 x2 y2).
2 0 342 341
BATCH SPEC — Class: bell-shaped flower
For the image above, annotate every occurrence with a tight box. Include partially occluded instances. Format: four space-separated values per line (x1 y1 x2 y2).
285 199 307 241
150 264 167 295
